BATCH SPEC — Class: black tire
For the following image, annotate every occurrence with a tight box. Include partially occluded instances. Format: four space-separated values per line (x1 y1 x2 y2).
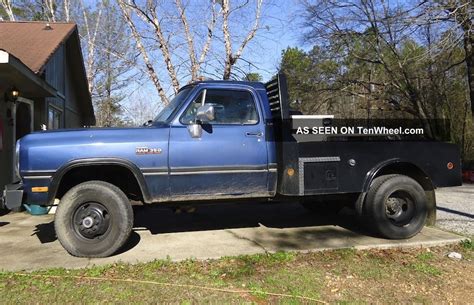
364 174 427 239
54 181 133 257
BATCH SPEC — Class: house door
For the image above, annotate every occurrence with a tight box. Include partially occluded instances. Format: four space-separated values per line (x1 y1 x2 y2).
13 98 34 181
15 100 33 140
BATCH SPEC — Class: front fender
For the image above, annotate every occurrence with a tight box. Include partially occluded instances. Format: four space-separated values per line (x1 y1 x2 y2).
47 158 152 205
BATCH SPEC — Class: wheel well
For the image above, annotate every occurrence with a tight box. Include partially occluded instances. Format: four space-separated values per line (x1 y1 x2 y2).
357 162 437 226
373 162 434 191
54 165 144 202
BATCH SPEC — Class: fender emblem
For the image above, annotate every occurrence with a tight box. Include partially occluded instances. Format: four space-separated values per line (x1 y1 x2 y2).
136 147 162 155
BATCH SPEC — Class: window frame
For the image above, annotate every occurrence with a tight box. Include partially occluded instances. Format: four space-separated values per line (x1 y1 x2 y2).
48 104 63 130
178 87 260 126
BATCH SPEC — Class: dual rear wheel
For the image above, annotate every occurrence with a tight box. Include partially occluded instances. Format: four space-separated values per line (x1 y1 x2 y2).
364 174 428 239
301 174 428 239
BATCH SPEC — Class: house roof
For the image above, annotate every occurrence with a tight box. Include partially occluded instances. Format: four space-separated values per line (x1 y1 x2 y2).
0 21 95 126
0 21 76 73
0 49 57 97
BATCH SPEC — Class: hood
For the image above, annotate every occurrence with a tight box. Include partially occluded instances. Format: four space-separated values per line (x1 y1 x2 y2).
21 125 166 146
18 125 171 172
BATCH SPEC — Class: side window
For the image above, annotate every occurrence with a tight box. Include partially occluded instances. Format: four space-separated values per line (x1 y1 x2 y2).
48 106 62 130
181 92 203 124
181 89 258 125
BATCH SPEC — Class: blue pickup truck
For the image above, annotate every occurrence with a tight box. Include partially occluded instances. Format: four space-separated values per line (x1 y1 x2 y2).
1 74 462 257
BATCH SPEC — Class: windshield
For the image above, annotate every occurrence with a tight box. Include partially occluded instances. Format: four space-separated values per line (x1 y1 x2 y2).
153 87 193 123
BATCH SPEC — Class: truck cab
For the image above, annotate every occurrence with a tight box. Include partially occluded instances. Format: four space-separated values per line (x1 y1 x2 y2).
163 81 277 201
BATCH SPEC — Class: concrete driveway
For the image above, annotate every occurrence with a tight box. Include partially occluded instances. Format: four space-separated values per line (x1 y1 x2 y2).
0 195 467 272
436 184 474 235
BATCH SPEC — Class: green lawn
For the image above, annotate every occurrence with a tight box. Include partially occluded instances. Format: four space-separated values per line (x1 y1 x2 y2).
1 241 472 304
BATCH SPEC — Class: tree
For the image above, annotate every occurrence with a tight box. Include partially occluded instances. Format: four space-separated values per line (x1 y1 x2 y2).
117 0 220 97
297 0 473 158
221 0 264 80
116 0 267 105
93 0 136 127
243 72 262 81
0 0 15 20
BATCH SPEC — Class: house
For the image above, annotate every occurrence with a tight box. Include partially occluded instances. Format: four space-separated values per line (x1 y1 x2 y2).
0 21 95 194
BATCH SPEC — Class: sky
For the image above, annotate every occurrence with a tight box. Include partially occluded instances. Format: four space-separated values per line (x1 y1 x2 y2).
236 0 304 80
118 0 307 122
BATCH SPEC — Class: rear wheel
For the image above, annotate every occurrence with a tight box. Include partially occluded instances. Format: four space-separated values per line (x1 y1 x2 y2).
364 175 427 239
55 181 133 257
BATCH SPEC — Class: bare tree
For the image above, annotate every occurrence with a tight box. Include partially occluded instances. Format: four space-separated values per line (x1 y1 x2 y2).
117 0 169 104
117 0 223 104
123 0 181 93
63 0 70 21
79 0 103 95
124 93 160 126
302 0 440 136
440 0 473 116
404 0 474 116
0 0 15 20
175 0 219 81
221 0 264 80
43 0 57 22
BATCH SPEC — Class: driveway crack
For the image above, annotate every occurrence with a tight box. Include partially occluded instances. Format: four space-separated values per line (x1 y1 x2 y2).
224 229 269 253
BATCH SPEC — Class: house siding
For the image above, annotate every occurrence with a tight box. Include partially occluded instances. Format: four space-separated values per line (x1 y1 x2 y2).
42 43 88 129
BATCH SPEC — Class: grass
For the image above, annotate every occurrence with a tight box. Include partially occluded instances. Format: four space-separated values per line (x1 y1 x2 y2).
1 243 473 304
461 239 473 250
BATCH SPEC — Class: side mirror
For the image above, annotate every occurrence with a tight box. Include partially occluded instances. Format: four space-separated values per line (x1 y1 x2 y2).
187 123 202 138
196 104 215 123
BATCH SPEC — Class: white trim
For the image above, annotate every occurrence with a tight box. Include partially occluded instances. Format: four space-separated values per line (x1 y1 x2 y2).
143 172 169 176
0 50 9 63
23 176 53 179
170 169 269 175
12 98 35 181
291 115 335 119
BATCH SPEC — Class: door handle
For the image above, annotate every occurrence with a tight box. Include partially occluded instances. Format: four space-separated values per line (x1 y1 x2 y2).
245 131 263 137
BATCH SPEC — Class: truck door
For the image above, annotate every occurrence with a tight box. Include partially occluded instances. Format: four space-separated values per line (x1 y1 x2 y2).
168 87 269 199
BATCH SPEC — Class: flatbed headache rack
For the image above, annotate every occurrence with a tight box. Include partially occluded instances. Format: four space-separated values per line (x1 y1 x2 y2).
264 73 292 121
265 73 301 195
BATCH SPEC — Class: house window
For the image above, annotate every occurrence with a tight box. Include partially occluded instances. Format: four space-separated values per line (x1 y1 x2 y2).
48 106 62 130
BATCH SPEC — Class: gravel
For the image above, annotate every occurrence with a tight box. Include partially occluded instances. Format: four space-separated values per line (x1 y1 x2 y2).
435 184 474 236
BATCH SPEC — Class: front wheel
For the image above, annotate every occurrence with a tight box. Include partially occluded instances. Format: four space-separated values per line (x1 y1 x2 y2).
364 175 427 239
55 181 134 257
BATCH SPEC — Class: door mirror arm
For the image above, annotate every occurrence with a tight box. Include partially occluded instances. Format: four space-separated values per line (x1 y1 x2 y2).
187 123 202 138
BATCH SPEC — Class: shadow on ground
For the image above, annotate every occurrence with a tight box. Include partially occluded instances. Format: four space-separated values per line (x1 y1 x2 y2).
0 209 10 217
29 201 374 254
133 201 367 234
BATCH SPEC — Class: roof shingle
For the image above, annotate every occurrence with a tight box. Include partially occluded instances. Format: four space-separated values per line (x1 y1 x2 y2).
0 21 76 73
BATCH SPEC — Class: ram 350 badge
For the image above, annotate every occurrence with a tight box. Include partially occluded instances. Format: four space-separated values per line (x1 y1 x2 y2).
135 147 162 155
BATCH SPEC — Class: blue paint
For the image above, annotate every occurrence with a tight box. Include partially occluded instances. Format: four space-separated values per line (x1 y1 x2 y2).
17 81 277 205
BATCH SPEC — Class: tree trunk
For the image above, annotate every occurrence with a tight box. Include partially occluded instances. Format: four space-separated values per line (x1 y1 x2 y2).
463 26 474 116
0 0 15 20
118 0 169 105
